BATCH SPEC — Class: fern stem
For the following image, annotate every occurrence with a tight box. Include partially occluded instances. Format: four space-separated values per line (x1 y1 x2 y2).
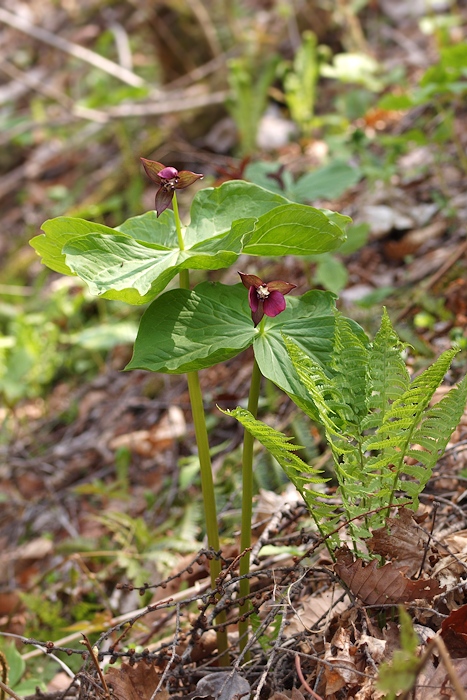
175 193 229 664
238 356 262 656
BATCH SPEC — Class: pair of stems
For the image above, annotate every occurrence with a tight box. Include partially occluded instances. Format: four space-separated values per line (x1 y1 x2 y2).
173 194 261 663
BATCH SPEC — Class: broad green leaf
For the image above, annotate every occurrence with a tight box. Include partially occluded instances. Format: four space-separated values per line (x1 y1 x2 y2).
241 204 346 256
292 161 362 201
184 180 289 246
62 232 240 304
63 233 182 304
126 282 255 373
117 208 178 246
33 182 290 304
126 284 339 381
30 217 117 275
253 291 337 411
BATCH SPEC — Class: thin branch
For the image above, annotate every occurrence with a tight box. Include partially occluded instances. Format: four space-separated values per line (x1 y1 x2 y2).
0 7 146 88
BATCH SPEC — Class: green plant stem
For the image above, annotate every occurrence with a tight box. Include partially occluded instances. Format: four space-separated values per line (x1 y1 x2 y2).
238 355 262 655
173 193 229 664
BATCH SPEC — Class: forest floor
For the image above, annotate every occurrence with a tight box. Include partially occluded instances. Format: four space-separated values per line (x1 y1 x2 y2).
1 1 467 699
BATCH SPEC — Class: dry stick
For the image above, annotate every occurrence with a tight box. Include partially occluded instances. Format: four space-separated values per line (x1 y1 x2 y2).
21 580 210 660
80 635 111 700
0 59 109 123
0 680 22 700
396 238 467 322
295 654 324 700
104 90 229 118
0 7 145 88
415 500 438 579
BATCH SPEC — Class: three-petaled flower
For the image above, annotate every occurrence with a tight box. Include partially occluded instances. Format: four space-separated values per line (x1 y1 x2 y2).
141 158 204 217
238 272 297 326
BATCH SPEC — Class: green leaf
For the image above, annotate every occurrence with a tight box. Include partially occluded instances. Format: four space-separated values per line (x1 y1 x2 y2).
292 161 362 201
126 282 255 373
241 204 346 256
253 291 337 408
32 182 290 304
314 254 348 294
184 180 289 246
127 284 339 392
2 642 25 687
221 406 336 533
30 217 117 275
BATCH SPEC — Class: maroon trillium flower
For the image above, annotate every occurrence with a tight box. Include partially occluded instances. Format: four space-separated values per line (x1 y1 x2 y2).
238 272 297 326
141 158 204 217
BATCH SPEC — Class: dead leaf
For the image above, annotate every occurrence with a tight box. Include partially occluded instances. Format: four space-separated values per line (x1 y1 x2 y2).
441 605 467 658
286 586 350 635
194 671 250 700
105 662 166 700
323 627 360 694
415 657 467 699
334 548 444 604
367 508 432 577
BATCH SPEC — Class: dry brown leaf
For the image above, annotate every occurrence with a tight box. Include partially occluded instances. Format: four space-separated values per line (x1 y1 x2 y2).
323 627 360 694
194 671 250 700
415 657 467 699
286 586 350 635
105 662 166 700
441 604 467 658
367 508 432 577
334 548 444 604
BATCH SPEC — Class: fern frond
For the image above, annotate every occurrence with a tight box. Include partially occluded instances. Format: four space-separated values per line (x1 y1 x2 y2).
363 347 461 509
362 308 410 431
401 373 467 507
283 335 346 441
221 406 338 536
332 312 369 428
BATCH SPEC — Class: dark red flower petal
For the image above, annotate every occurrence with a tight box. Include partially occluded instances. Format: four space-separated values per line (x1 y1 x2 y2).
263 291 286 317
155 187 174 217
248 286 259 312
176 170 204 189
141 158 166 183
238 272 263 289
267 280 297 294
251 301 264 326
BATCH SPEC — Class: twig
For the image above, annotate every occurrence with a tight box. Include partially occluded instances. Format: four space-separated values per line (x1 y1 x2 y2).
0 7 146 88
0 680 23 700
295 654 324 700
80 635 111 700
103 89 229 118
0 59 108 123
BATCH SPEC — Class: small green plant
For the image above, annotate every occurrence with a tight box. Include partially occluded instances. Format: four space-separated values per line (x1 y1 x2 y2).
32 159 349 657
227 55 279 156
226 309 467 551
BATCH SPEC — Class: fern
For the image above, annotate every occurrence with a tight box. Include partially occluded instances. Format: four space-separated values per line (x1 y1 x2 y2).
220 406 339 544
226 308 467 553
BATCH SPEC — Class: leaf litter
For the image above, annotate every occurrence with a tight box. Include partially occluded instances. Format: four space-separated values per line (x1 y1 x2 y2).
1 0 467 699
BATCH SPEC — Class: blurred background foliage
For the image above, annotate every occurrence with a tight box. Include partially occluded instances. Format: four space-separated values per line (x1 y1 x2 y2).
0 0 466 406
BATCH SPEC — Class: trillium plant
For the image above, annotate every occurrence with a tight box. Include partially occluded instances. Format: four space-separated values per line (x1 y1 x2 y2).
31 156 351 660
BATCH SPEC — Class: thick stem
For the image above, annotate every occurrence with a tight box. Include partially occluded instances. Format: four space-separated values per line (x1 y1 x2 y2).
238 356 262 655
174 193 229 663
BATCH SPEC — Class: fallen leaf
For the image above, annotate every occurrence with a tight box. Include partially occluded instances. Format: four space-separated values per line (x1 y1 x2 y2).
323 627 360 694
415 657 467 699
367 508 432 577
194 671 250 700
334 548 444 604
286 586 350 635
105 662 166 700
441 604 467 658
